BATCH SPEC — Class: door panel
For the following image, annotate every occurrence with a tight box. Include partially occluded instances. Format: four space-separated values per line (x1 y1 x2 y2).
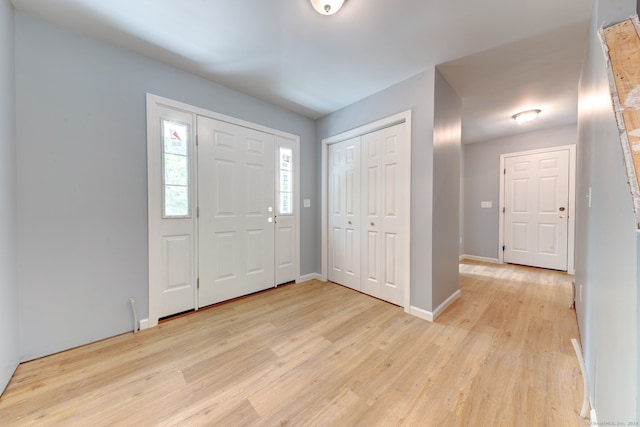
504 149 569 270
149 107 197 319
198 117 275 307
160 235 194 315
328 138 361 290
361 124 406 305
274 136 298 284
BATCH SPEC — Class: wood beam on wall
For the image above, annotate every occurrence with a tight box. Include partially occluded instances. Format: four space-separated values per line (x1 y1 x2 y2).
602 16 640 227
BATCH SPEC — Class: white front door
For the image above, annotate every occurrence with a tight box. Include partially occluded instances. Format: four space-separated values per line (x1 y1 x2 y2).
361 124 406 305
328 137 361 290
197 116 276 306
503 148 570 270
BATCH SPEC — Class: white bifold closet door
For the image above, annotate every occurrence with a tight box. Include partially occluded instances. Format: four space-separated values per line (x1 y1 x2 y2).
327 123 407 306
360 124 406 306
197 116 276 306
328 137 361 290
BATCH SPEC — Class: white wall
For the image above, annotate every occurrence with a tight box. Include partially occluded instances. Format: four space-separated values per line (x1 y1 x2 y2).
463 125 577 260
575 0 637 421
15 11 317 360
0 0 20 394
432 69 461 308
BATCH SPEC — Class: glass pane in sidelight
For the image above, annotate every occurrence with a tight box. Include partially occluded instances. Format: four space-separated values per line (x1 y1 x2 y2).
164 185 189 217
280 170 292 193
163 121 188 155
162 119 189 218
280 147 292 171
280 192 292 215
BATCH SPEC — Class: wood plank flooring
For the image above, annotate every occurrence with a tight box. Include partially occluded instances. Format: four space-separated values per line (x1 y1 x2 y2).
0 260 585 426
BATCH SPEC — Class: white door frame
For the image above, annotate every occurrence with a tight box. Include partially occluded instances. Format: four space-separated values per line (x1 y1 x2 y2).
498 144 576 274
146 94 300 328
321 110 412 312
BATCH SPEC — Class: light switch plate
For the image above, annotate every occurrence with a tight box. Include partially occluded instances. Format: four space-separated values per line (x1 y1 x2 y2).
481 201 492 208
303 199 311 208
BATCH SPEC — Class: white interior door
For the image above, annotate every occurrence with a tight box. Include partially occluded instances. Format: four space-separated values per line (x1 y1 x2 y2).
328 137 361 290
361 124 406 305
503 149 570 270
197 116 276 306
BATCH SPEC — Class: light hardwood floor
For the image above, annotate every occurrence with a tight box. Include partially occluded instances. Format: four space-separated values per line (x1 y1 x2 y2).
0 260 585 426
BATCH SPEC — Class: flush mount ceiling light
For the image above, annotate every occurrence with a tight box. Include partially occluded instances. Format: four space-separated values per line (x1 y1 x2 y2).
310 0 345 15
512 109 542 124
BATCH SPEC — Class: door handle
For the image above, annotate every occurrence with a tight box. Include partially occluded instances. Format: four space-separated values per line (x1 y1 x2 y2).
370 222 375 226
348 220 352 225
559 207 565 212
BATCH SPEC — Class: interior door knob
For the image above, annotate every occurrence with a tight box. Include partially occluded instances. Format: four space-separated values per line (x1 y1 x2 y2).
559 207 565 211
370 222 375 226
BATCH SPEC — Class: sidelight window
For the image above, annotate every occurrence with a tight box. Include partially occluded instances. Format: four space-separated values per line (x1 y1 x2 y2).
279 147 293 215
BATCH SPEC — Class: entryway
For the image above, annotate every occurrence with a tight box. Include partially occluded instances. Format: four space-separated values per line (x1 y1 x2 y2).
146 94 300 326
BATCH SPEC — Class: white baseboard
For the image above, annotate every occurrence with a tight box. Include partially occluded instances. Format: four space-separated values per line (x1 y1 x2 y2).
139 318 150 330
410 289 461 323
460 254 501 264
409 306 433 322
297 273 322 283
433 290 461 319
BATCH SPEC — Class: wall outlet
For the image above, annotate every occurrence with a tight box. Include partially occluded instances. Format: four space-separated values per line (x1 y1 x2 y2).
303 199 311 208
480 201 492 208
579 284 583 302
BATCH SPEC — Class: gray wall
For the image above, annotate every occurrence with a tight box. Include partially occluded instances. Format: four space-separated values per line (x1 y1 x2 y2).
316 68 461 313
575 0 637 421
0 0 20 393
463 125 577 260
316 69 436 311
15 12 317 360
432 69 461 308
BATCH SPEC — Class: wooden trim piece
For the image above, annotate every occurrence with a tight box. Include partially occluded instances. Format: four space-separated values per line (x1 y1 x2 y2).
602 18 640 227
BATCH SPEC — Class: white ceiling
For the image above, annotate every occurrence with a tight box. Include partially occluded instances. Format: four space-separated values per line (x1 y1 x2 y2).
11 0 594 143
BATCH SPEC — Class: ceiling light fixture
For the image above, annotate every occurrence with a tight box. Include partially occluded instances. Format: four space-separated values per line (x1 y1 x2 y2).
310 0 345 15
512 109 541 124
